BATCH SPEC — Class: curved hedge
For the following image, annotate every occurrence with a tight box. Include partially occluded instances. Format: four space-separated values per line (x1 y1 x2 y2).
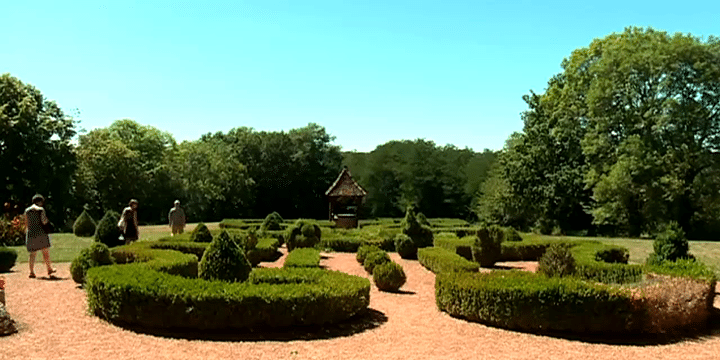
284 248 321 268
84 241 370 331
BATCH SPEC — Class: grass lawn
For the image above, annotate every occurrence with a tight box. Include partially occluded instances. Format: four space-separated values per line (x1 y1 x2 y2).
8 222 220 263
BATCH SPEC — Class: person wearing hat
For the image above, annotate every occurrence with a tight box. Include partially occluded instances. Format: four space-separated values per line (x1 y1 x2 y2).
119 199 140 245
168 200 186 236
24 194 56 278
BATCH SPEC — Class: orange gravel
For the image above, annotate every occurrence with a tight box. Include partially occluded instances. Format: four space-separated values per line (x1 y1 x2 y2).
1 250 719 360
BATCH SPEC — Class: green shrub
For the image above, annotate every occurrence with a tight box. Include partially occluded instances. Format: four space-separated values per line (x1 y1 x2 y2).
198 230 252 282
395 234 417 259
646 258 717 283
647 222 690 264
500 241 554 261
111 246 199 278
595 247 629 263
72 210 97 237
319 237 363 252
574 262 643 284
357 245 381 264
416 212 430 226
363 236 396 252
147 241 209 259
373 262 407 292
363 250 390 274
94 210 122 248
284 248 321 268
434 236 474 260
504 227 522 242
286 220 321 251
401 206 433 248
471 226 505 267
537 243 576 278
190 222 213 243
0 247 18 272
246 237 281 266
260 211 284 231
418 247 479 273
70 242 114 284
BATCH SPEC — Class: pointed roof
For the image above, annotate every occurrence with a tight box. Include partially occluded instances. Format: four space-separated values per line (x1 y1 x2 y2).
326 167 368 197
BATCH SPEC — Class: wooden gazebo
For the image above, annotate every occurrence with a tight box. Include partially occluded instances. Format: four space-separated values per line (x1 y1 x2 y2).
325 167 367 229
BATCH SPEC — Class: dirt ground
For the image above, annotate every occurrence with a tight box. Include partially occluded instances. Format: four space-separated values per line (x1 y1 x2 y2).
1 249 720 360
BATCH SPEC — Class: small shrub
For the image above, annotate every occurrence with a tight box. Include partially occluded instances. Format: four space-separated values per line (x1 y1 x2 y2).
401 206 433 248
537 243 576 278
73 209 97 237
190 222 213 243
363 250 390 274
647 222 690 264
503 227 522 242
198 230 252 282
373 262 407 292
94 210 122 248
284 248 321 268
357 245 381 264
0 247 18 272
70 242 113 284
260 211 284 231
286 220 321 251
471 225 505 267
595 247 629 264
0 216 25 246
395 234 417 259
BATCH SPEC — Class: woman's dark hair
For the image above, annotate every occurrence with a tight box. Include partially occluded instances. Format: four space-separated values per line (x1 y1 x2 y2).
32 194 45 205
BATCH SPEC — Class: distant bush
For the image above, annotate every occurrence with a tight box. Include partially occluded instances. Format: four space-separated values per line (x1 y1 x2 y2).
537 243 576 278
260 211 284 231
595 247 629 264
190 222 213 243
363 250 391 274
373 262 406 292
94 210 122 248
418 247 479 273
73 210 97 237
286 220 321 251
416 212 430 226
395 234 417 259
319 237 363 252
198 230 252 282
71 242 114 284
0 247 18 273
503 227 522 242
647 222 690 264
434 236 473 260
357 245 381 264
284 248 321 268
402 207 433 248
471 226 505 267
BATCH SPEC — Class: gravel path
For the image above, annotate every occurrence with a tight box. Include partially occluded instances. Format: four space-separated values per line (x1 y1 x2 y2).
1 250 719 360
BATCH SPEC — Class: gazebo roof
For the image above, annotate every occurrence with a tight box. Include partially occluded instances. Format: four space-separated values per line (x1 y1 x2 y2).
325 167 368 198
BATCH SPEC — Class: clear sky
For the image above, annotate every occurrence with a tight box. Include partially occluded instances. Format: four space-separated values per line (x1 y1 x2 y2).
2 1 719 152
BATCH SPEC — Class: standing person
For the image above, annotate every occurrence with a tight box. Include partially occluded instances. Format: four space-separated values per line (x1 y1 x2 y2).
168 200 186 236
119 199 139 245
24 194 55 279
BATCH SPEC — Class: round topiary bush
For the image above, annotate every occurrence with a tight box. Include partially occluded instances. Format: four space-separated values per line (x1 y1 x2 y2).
504 227 522 242
401 206 434 248
73 209 97 237
191 222 213 243
363 250 391 274
286 220 321 251
357 244 381 264
260 211 284 231
94 210 122 248
199 230 252 282
0 247 18 273
647 222 690 264
71 242 114 284
471 225 505 267
394 234 417 259
373 261 407 292
537 243 576 277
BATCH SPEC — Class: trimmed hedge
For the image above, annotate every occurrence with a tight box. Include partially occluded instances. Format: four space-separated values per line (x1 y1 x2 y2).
319 238 363 252
356 245 381 264
284 248 321 268
260 212 284 231
247 238 281 265
373 261 407 292
71 242 114 284
418 247 479 274
434 237 473 260
111 246 199 278
0 247 18 273
286 220 321 251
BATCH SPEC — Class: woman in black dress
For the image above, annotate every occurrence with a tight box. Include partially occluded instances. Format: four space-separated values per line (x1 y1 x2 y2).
119 199 139 245
24 194 56 278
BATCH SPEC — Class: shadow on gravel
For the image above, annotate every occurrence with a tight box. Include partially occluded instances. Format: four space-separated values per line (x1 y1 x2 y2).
108 308 388 342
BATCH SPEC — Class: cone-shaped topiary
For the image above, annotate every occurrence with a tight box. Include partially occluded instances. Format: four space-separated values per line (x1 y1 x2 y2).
94 210 122 248
363 250 391 274
394 233 417 259
73 209 97 237
191 222 213 243
199 230 252 282
71 242 114 284
401 206 433 248
357 244 381 264
260 211 284 231
286 220 321 251
647 222 691 264
471 225 505 267
373 262 407 292
537 243 576 277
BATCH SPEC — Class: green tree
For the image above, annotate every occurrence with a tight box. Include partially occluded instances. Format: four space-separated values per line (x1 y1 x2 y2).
0 74 76 228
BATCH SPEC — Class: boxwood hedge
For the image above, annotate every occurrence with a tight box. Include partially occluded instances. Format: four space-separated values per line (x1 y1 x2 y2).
418 247 479 274
284 248 321 268
85 244 370 331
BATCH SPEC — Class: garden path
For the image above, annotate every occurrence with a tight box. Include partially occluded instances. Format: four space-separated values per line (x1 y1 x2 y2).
0 248 719 360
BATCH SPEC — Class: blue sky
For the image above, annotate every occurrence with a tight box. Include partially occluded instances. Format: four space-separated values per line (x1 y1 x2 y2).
2 1 719 152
